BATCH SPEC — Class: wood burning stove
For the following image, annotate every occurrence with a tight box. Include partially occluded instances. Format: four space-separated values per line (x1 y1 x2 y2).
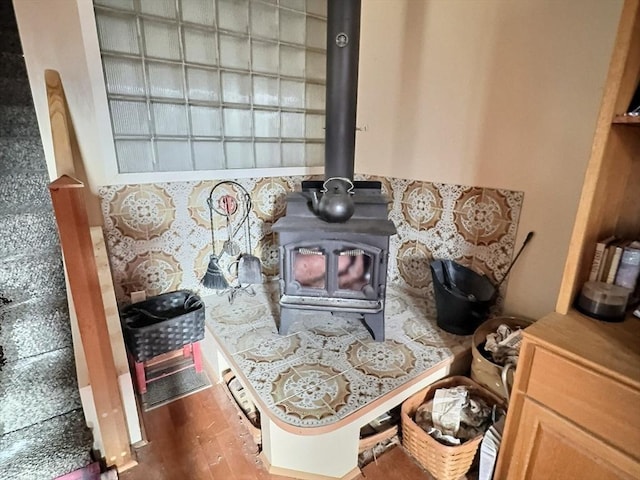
273 0 396 341
273 181 395 341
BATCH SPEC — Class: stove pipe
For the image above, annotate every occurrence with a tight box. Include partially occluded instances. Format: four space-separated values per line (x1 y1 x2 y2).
324 0 361 180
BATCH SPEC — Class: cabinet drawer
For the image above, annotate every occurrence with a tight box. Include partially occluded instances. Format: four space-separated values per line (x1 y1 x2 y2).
526 345 640 461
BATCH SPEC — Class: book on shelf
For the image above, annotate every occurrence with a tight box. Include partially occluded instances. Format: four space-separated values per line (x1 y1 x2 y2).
604 242 625 284
599 243 617 283
588 235 617 282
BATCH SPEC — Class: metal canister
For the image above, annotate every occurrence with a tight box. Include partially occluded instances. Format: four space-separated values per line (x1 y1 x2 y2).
470 316 533 402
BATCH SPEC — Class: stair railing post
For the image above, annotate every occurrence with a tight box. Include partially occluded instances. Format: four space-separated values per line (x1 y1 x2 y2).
49 175 134 470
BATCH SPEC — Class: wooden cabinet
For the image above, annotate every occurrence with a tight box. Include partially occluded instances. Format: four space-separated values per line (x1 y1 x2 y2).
508 396 637 480
495 1 640 478
494 312 640 479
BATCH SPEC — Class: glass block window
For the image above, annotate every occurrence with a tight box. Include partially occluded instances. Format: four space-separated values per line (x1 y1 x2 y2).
93 0 326 173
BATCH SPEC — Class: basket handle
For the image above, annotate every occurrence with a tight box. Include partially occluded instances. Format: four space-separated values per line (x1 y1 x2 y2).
500 363 515 402
127 295 202 321
129 307 167 321
184 294 203 311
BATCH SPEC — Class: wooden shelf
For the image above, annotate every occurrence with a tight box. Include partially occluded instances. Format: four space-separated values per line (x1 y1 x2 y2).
527 309 640 386
613 114 640 124
556 0 640 313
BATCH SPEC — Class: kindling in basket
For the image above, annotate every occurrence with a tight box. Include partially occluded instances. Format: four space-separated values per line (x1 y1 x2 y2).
401 376 506 480
120 290 205 363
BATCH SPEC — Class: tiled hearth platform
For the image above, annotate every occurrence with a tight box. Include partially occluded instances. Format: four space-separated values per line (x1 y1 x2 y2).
202 280 471 479
99 173 521 477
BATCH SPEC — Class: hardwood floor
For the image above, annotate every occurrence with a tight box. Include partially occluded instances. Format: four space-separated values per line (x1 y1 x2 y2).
119 382 436 480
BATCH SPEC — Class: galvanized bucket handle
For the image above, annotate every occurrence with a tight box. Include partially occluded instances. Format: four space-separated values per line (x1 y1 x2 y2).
500 362 516 402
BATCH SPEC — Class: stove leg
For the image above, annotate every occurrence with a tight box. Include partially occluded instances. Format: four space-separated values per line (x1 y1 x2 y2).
363 312 385 341
278 306 294 336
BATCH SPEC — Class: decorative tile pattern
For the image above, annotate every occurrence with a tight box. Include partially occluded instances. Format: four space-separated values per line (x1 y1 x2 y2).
257 233 280 276
110 184 176 240
99 174 523 309
239 333 301 363
204 282 470 428
396 240 432 290
194 245 213 281
347 341 416 379
187 181 213 229
482 189 522 223
252 177 288 221
401 181 442 229
453 186 514 245
123 252 182 296
272 364 350 420
368 175 394 201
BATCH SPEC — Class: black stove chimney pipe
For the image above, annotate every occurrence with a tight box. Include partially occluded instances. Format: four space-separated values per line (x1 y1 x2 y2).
324 0 361 180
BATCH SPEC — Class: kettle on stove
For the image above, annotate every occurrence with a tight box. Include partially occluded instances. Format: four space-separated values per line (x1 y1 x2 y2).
310 177 355 223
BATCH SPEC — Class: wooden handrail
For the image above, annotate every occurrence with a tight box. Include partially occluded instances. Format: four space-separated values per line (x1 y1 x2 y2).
45 70 74 177
45 69 102 227
46 70 134 470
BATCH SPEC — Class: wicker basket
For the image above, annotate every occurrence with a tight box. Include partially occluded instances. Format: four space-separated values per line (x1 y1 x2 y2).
121 290 205 362
401 376 506 480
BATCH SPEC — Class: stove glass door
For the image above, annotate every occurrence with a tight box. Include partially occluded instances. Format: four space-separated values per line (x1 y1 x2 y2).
292 247 327 289
337 248 372 292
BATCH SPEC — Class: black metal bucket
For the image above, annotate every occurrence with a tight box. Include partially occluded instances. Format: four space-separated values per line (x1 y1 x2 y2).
430 260 496 335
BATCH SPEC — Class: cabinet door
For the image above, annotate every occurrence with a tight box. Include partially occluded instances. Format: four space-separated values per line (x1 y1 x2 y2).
501 397 639 480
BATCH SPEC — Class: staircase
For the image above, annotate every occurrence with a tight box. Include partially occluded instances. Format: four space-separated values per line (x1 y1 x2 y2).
0 1 94 478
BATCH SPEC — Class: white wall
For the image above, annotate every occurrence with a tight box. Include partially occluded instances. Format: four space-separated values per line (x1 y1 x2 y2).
13 0 112 188
14 0 623 320
355 0 623 318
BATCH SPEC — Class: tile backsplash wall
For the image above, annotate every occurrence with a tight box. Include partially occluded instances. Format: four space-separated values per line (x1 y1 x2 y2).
99 176 523 308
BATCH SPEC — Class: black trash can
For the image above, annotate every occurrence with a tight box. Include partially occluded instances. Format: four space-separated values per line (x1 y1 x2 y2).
430 260 496 335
